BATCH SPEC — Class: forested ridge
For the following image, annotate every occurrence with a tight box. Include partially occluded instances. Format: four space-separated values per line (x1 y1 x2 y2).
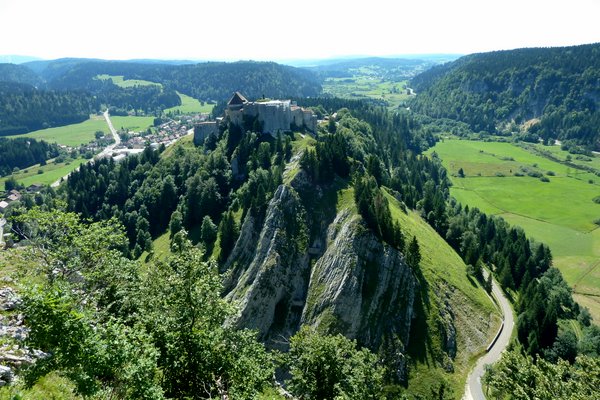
0 82 96 135
0 137 60 176
410 43 600 148
0 59 322 135
44 60 321 101
1 93 598 398
0 63 43 87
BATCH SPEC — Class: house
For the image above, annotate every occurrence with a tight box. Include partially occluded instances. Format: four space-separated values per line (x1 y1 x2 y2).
26 184 43 193
7 192 21 202
0 201 9 213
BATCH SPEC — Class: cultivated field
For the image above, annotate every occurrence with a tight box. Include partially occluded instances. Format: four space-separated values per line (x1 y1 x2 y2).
428 138 600 321
322 77 412 109
15 115 107 147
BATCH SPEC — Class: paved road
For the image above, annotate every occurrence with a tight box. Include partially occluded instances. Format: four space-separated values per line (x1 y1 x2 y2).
50 110 121 188
463 271 514 400
102 109 121 151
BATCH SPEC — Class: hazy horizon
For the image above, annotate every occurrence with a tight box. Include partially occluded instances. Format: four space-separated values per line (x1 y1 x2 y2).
2 0 599 62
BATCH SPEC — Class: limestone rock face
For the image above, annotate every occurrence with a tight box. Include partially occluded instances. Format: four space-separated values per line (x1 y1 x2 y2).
301 210 417 350
224 185 418 353
223 185 310 346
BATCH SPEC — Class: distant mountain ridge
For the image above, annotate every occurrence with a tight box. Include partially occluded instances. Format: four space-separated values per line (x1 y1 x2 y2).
0 58 322 135
410 43 600 148
304 56 451 81
19 58 322 101
0 63 44 87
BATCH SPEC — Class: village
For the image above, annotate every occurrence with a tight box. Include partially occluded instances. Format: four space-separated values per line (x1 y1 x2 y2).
115 113 206 152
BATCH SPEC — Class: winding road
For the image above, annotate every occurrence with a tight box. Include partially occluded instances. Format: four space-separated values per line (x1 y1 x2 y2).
463 271 514 400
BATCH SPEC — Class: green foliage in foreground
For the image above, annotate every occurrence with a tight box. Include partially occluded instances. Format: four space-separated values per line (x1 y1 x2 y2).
484 348 600 399
10 208 387 399
15 209 273 399
286 326 384 400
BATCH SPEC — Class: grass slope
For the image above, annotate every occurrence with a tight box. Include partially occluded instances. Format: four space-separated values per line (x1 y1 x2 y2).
322 77 411 109
165 92 214 114
428 138 600 321
332 184 499 398
0 157 88 189
15 115 106 147
383 189 500 398
96 74 161 88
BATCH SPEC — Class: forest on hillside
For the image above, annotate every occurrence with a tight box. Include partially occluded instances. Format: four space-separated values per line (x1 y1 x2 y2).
0 82 96 135
410 43 600 148
0 60 322 135
0 137 60 176
1 96 599 399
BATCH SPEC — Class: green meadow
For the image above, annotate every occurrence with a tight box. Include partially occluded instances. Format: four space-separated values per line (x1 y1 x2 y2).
0 157 88 190
95 76 213 115
165 92 214 114
15 115 107 147
322 77 411 109
428 139 600 321
110 116 155 132
95 74 161 88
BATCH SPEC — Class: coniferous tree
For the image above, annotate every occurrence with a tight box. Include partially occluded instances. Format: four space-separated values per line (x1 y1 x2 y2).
218 211 238 263
406 236 421 270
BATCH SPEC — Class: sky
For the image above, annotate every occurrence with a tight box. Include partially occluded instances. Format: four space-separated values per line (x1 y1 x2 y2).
1 0 599 62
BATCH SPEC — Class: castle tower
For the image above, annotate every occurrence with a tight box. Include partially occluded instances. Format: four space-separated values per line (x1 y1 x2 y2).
226 92 248 126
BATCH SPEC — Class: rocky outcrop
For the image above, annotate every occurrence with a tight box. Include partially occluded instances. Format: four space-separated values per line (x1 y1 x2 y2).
0 285 49 387
224 183 418 357
0 287 21 311
223 185 310 346
301 210 417 350
0 365 13 387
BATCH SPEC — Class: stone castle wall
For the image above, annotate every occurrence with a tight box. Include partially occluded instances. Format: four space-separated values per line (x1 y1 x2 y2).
193 121 218 145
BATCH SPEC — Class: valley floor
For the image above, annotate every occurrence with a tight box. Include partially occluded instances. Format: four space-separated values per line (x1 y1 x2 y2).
428 138 600 321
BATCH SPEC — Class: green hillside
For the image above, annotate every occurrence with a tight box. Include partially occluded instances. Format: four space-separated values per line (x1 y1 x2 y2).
427 138 600 321
383 189 500 398
411 43 600 148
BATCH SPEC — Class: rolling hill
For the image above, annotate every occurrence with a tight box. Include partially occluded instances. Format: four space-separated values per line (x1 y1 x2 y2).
410 43 600 149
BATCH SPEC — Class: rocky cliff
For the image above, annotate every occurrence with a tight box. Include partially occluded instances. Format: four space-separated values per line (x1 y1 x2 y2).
301 209 417 350
223 183 418 355
223 185 310 346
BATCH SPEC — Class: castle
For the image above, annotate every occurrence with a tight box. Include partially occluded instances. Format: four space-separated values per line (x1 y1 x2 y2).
194 92 317 145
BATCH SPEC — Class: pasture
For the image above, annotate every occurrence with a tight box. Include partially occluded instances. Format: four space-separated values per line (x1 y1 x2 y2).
15 115 107 147
165 92 214 114
428 138 600 321
0 156 88 189
110 116 155 133
95 74 161 88
322 76 412 109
